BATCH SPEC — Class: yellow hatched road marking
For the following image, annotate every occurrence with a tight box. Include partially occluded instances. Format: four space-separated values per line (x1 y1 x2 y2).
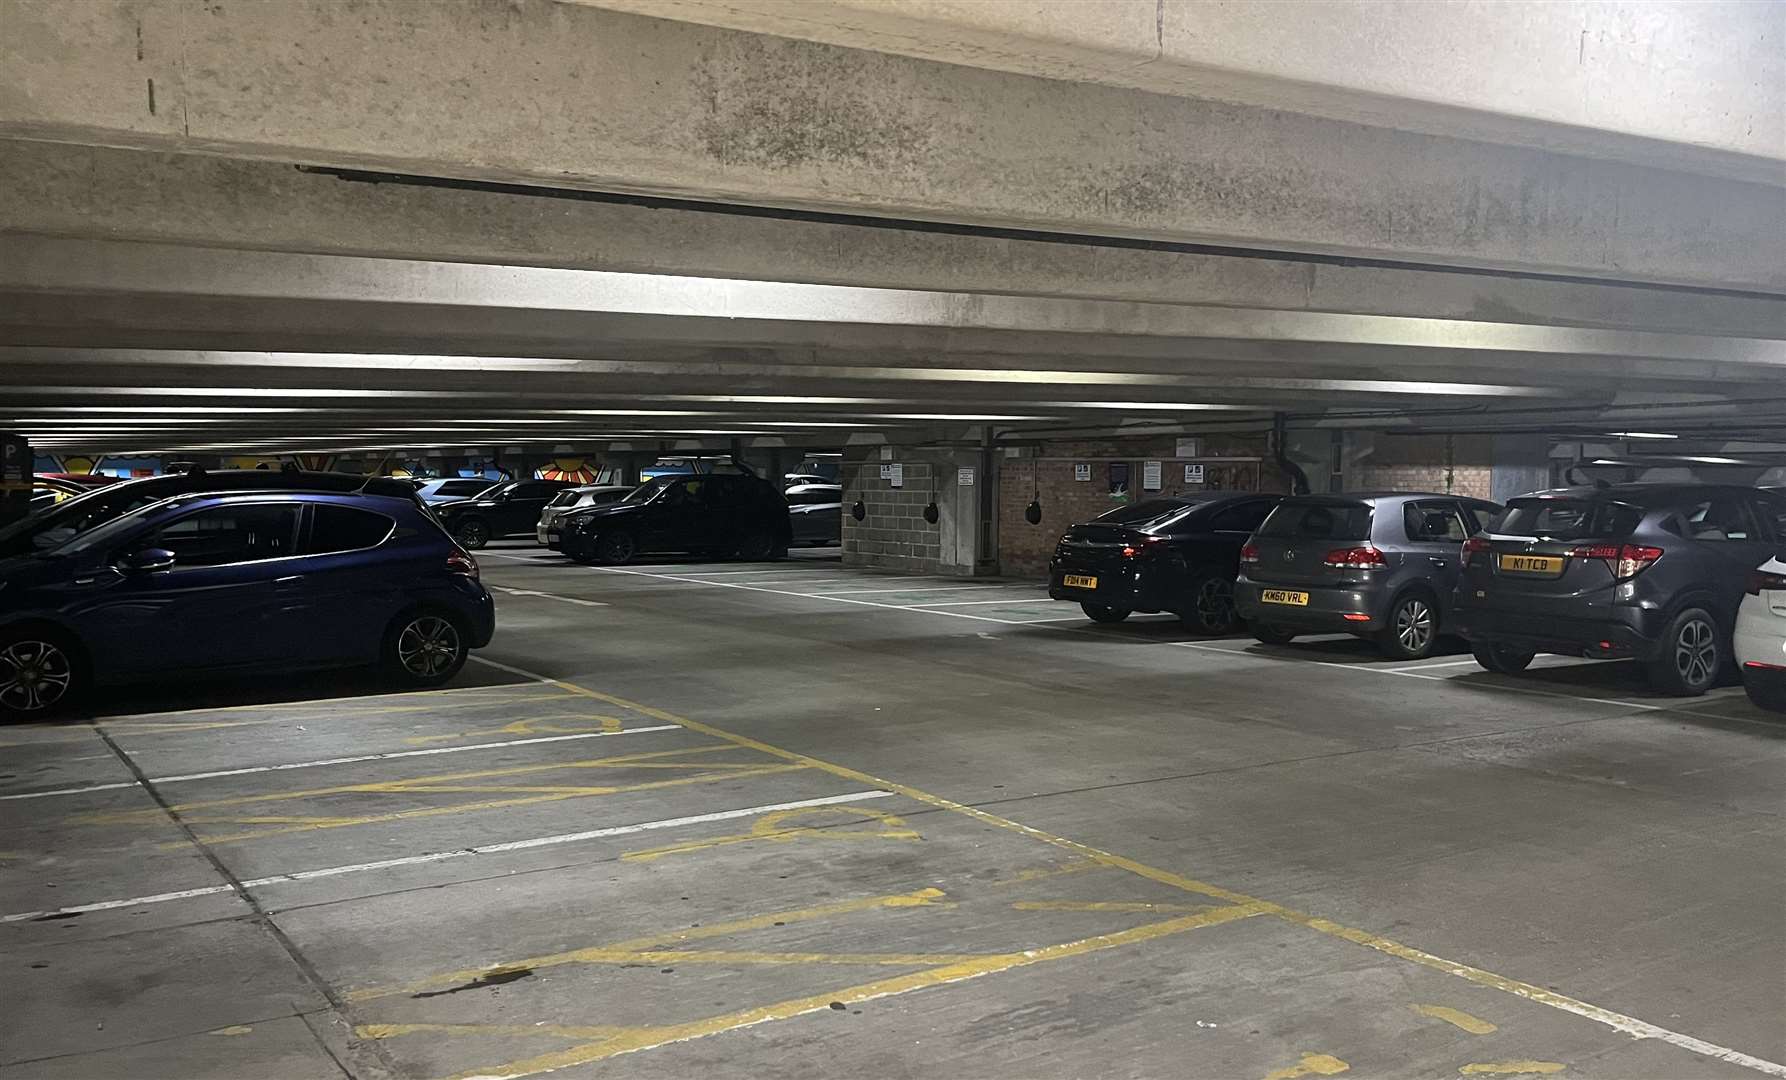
474 667 1786 1080
1012 900 1217 913
358 902 1268 1079
1414 1004 1499 1034
1459 1063 1566 1076
621 805 918 862
347 887 948 1002
171 764 807 846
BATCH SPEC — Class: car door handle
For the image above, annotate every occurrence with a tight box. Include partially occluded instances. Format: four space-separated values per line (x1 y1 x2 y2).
1428 557 1450 567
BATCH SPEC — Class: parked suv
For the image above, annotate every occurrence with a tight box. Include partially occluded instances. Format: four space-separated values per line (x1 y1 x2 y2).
1452 484 1786 695
0 490 495 717
1049 493 1281 632
432 479 578 549
1234 492 1503 659
559 473 791 564
0 469 425 560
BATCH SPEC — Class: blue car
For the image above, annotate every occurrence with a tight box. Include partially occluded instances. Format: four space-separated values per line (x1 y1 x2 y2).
0 490 495 717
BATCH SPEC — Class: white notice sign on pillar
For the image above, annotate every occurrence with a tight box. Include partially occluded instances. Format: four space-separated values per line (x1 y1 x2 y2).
1185 463 1205 484
890 464 904 488
957 467 975 487
1143 460 1162 490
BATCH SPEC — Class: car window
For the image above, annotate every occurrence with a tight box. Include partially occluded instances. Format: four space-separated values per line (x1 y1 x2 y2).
443 479 489 496
1403 501 1469 542
546 490 582 508
1208 500 1275 533
138 503 301 568
588 489 627 505
704 477 753 508
1257 501 1373 541
1460 500 1504 533
787 489 838 506
305 505 394 554
512 482 558 500
659 479 704 506
1679 495 1759 542
1753 492 1786 543
1497 499 1642 540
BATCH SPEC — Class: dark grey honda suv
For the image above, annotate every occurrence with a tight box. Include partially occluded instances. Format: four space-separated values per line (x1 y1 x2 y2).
1233 492 1503 660
1451 484 1786 695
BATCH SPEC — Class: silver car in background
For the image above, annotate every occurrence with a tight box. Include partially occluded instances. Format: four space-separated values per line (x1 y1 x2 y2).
538 485 633 546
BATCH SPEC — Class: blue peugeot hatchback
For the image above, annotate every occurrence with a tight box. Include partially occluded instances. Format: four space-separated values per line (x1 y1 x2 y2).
0 490 495 717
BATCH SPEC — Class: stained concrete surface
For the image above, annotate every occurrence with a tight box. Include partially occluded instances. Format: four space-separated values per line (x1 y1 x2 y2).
2 542 1782 1078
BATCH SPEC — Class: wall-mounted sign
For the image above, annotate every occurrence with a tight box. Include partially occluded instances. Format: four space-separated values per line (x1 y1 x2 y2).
1143 460 1163 491
1108 462 1129 497
1185 463 1206 484
1176 437 1201 458
1074 463 1091 482
880 464 894 479
957 467 975 487
880 446 894 461
890 463 904 488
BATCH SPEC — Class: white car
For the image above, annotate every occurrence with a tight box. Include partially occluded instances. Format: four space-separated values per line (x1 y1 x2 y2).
537 485 632 546
1735 554 1786 712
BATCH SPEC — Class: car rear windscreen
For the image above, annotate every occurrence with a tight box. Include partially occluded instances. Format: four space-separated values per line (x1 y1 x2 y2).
1496 499 1642 540
1092 499 1192 530
1257 501 1373 541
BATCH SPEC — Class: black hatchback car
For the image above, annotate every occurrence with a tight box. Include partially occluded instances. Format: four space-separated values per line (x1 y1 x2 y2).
0 490 494 717
1451 484 1786 695
1048 493 1281 632
559 473 792 564
1234 492 1503 659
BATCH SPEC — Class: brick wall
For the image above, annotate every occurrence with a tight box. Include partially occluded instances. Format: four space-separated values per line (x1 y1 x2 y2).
997 433 1277 579
840 451 944 573
1346 433 1494 500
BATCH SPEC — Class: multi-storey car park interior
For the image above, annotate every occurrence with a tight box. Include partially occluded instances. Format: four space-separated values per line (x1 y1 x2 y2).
0 2 1783 1078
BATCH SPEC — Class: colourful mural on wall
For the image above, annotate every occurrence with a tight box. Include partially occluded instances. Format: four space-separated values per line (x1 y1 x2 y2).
32 453 164 478
536 457 596 484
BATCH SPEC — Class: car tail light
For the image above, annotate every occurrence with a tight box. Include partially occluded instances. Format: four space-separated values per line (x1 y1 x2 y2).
1323 546 1387 569
446 551 480 579
1568 543 1661 580
1746 568 1786 596
1121 537 1164 559
1462 537 1491 557
1240 543 1261 565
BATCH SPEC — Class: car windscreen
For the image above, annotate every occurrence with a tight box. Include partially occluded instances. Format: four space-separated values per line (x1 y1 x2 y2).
1092 499 1194 531
617 477 676 505
0 482 167 551
1496 498 1642 541
1257 501 1373 541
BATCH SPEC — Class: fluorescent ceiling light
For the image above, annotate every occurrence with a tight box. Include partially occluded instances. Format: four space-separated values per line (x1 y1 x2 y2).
1605 431 1679 439
1032 402 1251 411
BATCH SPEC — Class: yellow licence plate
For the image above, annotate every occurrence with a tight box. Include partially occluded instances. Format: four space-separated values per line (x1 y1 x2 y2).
1499 554 1564 574
1063 574 1098 589
1260 589 1309 606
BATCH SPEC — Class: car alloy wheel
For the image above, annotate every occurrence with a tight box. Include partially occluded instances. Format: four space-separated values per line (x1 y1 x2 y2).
1672 615 1717 691
0 639 74 714
455 520 490 550
737 531 775 561
396 616 461 678
595 532 637 565
1390 596 1435 657
1189 574 1237 634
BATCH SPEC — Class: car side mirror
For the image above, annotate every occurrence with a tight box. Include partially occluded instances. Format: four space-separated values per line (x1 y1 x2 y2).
122 547 176 572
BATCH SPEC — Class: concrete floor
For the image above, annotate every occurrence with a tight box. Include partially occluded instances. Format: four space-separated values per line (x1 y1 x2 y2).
3 541 1783 1080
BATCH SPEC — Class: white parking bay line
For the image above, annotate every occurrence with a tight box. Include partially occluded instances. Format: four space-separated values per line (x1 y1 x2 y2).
0 790 896 923
904 598 1066 608
819 585 1017 596
488 585 608 607
0 726 681 802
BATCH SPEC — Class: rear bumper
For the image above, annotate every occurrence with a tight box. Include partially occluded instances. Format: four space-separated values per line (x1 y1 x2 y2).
1450 602 1667 660
1234 577 1385 632
1047 562 1173 612
464 589 497 649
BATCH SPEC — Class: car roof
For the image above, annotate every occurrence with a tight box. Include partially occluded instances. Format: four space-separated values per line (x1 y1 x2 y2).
573 484 632 492
1276 491 1458 505
1513 483 1767 504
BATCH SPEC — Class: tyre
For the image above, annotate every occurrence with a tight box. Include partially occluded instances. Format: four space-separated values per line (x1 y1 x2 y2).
1742 671 1786 713
453 518 491 550
1081 603 1131 624
593 531 638 566
1646 606 1722 697
1251 624 1297 645
1472 642 1536 674
1376 592 1439 660
382 610 469 688
0 629 81 719
735 530 776 561
1180 572 1240 635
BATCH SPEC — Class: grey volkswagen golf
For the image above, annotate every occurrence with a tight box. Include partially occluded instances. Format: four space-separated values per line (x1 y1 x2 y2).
1233 492 1503 660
